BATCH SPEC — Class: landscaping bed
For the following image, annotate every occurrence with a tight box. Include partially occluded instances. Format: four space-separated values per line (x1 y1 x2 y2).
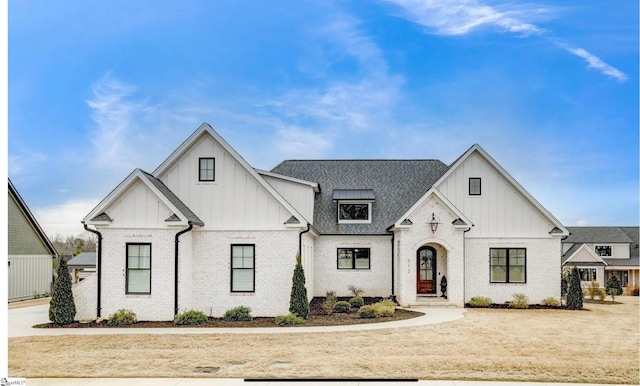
34 297 421 328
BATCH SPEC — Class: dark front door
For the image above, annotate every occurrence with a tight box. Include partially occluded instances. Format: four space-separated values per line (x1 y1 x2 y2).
417 246 437 295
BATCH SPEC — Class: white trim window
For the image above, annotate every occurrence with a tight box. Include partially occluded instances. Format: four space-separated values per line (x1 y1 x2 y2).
337 201 372 224
579 268 597 282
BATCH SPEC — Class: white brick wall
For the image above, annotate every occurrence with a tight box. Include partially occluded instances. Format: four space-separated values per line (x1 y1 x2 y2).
465 237 561 304
313 235 392 297
72 273 97 320
73 227 303 321
189 229 300 318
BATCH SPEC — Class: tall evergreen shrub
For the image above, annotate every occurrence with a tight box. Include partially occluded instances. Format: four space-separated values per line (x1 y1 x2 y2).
566 266 583 310
289 254 309 318
606 275 622 301
49 257 76 324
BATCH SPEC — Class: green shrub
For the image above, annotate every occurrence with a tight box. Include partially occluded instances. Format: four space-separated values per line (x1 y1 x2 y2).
322 291 337 314
49 257 76 325
468 296 492 307
223 306 252 321
275 313 304 326
349 296 364 308
333 301 351 313
107 309 137 326
567 267 583 310
358 305 377 319
289 254 309 318
174 309 209 325
541 297 560 307
509 293 529 309
372 300 395 317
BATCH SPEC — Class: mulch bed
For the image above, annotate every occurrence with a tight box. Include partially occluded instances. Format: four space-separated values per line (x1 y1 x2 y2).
34 297 422 329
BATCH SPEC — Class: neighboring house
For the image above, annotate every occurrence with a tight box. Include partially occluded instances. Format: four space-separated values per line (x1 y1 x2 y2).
67 252 97 283
562 227 639 290
8 179 58 302
75 123 569 321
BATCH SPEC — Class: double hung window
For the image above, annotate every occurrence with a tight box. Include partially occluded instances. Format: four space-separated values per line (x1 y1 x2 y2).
231 244 255 292
126 243 151 294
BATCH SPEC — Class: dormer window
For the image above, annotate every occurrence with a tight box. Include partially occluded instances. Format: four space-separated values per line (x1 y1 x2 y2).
333 189 375 224
199 158 215 181
339 203 370 222
595 245 612 257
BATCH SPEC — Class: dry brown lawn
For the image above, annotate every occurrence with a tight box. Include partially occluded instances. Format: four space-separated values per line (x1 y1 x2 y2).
9 296 639 383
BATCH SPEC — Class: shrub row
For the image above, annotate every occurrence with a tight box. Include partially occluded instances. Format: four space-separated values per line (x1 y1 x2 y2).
466 294 563 309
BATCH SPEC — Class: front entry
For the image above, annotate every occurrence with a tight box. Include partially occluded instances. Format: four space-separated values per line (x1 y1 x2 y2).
417 246 437 295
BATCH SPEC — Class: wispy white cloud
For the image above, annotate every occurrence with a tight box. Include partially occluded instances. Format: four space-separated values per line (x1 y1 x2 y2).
385 0 542 36
86 73 154 169
8 150 47 177
272 127 334 160
383 0 626 81
263 13 403 155
565 47 627 82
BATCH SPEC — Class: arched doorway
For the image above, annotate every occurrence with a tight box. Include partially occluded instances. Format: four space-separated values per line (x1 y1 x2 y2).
417 246 437 295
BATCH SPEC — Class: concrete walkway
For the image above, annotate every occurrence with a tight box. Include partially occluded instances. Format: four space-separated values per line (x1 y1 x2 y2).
8 302 466 337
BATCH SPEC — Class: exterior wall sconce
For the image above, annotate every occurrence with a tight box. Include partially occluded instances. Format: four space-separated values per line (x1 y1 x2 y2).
429 213 440 233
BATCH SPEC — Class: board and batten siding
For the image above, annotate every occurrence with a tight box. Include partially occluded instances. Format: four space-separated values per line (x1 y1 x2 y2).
262 175 315 223
436 152 556 237
8 255 53 301
102 179 175 228
158 134 294 230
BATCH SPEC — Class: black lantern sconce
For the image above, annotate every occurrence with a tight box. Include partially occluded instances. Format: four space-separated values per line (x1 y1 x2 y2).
429 213 440 233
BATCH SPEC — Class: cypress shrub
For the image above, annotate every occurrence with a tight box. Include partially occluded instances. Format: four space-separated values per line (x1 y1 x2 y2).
49 257 76 325
289 254 309 319
566 267 583 310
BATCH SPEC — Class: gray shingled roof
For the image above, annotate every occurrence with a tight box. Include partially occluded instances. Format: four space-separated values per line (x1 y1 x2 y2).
270 159 449 234
563 226 639 266
140 170 204 227
67 252 96 267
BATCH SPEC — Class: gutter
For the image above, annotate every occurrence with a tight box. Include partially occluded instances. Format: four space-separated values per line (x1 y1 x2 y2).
174 221 194 316
82 222 103 318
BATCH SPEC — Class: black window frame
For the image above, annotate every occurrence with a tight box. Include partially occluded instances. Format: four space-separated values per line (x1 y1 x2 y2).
594 245 612 257
469 177 482 196
337 248 371 270
489 248 526 283
231 244 255 293
337 202 370 222
126 243 152 294
199 157 215 182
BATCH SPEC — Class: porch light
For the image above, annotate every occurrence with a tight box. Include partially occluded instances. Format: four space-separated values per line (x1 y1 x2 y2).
429 213 440 233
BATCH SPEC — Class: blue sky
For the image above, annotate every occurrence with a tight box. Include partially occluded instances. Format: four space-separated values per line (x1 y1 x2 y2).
7 0 639 237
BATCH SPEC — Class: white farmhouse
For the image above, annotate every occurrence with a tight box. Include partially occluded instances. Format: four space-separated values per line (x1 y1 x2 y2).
74 123 569 321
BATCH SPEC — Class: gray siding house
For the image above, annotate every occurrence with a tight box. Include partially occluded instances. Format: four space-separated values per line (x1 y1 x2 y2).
8 179 58 301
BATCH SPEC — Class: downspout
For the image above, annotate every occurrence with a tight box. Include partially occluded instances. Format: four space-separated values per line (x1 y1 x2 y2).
389 230 396 302
82 222 102 318
298 223 311 258
174 221 193 316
